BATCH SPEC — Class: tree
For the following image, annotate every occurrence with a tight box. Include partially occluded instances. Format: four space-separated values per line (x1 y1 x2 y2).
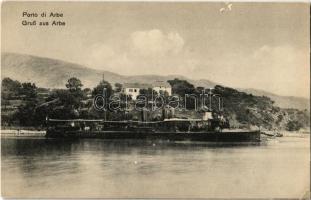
66 77 83 92
83 88 92 94
92 80 113 98
41 78 85 120
19 82 37 99
42 89 82 119
167 78 196 97
286 120 303 131
167 79 196 109
1 77 21 99
1 79 39 126
82 88 92 99
49 89 79 107
2 77 21 92
65 77 84 102
14 101 37 126
159 90 169 97
114 83 123 93
196 87 205 94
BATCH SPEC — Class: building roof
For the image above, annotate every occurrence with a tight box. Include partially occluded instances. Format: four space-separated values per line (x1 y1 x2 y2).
151 81 171 88
123 83 152 89
123 81 171 89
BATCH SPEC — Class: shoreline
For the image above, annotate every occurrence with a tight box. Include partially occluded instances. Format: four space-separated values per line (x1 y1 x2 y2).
1 129 46 137
1 129 309 139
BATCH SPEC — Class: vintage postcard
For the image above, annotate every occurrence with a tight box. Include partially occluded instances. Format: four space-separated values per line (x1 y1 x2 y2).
1 1 310 199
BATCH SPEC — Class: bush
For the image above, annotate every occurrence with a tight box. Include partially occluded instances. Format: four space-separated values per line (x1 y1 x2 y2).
286 120 303 131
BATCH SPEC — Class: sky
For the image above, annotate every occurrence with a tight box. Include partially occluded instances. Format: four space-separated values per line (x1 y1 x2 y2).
2 2 310 98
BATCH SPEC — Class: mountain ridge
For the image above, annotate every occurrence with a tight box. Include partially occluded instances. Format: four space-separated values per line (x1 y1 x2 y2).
239 88 309 111
1 52 309 110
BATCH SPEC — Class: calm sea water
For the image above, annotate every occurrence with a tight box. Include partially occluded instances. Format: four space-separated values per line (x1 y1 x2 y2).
1 135 310 198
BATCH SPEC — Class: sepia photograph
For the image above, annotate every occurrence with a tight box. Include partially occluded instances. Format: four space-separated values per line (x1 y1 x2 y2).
1 1 310 199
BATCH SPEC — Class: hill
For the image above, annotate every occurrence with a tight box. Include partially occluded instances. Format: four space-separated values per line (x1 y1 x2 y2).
1 53 216 89
1 52 309 110
240 88 309 110
214 85 310 130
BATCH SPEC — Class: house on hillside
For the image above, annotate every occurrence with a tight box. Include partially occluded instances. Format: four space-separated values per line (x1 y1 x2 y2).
122 83 152 100
122 81 172 100
152 81 172 96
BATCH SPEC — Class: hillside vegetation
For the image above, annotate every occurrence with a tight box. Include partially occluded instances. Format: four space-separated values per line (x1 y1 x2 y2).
1 77 309 131
214 85 309 130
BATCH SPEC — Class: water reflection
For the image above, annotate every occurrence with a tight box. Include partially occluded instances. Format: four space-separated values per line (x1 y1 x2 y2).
1 136 309 198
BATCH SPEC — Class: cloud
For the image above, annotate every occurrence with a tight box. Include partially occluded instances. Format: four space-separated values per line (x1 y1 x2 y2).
87 44 116 65
84 44 135 74
83 29 193 75
130 29 184 57
191 45 309 98
82 31 309 98
252 45 308 77
250 45 309 97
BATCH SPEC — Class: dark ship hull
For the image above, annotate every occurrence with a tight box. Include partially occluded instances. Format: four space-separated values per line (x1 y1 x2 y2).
46 129 261 142
46 118 261 142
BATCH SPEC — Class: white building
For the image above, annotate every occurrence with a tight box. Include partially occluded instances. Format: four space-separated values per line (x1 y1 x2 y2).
122 83 152 100
122 81 172 100
152 81 172 96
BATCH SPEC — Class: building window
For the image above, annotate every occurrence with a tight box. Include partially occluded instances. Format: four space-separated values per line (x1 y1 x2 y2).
134 89 137 92
129 89 133 92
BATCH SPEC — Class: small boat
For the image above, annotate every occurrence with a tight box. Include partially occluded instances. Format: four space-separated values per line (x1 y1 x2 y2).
261 131 274 137
261 131 283 137
275 132 283 137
